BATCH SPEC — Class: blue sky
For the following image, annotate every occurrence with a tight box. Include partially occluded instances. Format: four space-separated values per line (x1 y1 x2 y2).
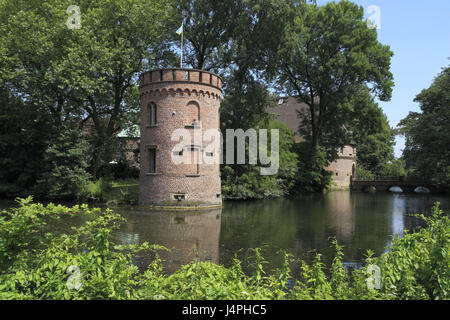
318 0 450 157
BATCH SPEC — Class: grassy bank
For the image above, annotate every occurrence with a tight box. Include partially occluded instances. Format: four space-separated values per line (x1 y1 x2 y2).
0 197 448 300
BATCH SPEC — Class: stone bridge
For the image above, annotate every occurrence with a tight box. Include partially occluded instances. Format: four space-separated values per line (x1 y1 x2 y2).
351 176 437 193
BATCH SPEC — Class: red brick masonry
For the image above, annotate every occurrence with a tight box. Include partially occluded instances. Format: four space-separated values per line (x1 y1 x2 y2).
139 69 223 207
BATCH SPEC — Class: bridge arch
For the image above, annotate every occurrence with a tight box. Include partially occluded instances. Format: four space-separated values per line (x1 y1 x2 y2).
362 185 377 193
388 186 403 193
414 186 431 193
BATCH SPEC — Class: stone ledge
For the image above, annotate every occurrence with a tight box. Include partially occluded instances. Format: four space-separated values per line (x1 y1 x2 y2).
138 204 222 211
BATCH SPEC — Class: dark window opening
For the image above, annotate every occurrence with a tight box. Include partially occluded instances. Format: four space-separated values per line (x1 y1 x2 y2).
206 152 214 157
149 102 157 126
148 148 156 173
174 194 185 201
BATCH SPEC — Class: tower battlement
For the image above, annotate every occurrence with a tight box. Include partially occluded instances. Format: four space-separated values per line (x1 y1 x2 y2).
140 68 222 93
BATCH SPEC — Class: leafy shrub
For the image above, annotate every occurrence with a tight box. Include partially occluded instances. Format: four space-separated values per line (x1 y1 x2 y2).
376 203 449 299
291 143 332 193
80 178 113 202
355 165 375 180
0 197 151 299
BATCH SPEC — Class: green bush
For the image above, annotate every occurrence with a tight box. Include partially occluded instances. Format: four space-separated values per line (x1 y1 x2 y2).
356 165 375 180
0 197 150 299
220 121 299 200
80 178 113 202
291 143 332 193
376 203 449 299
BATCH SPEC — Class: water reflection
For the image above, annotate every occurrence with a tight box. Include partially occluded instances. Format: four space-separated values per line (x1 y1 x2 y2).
327 191 355 242
392 195 405 237
106 192 449 277
114 208 222 274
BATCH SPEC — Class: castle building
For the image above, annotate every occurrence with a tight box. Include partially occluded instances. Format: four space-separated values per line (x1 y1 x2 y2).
269 96 356 189
138 68 223 207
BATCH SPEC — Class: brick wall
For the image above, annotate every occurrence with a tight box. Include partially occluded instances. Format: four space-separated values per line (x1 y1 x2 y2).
139 69 222 206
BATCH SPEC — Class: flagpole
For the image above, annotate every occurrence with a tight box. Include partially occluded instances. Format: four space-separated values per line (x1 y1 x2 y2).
180 27 183 68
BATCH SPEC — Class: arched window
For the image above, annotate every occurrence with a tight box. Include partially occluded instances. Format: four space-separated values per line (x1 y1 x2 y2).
185 101 200 128
149 102 157 126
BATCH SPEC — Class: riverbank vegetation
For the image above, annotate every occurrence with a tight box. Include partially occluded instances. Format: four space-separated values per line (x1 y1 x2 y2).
0 198 448 300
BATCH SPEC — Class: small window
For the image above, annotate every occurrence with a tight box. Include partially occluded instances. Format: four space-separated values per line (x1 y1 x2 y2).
206 151 214 157
148 148 156 173
149 102 157 126
335 172 338 176
174 194 185 201
173 150 183 156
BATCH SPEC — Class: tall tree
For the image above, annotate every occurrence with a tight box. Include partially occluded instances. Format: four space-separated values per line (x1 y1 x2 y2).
398 65 450 187
347 86 395 175
176 0 234 71
274 0 394 159
0 0 176 177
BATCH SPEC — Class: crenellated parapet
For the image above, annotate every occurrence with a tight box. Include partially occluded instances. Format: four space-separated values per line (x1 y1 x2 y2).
140 68 222 91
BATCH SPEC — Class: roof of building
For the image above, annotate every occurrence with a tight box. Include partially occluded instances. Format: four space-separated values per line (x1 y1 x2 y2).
117 125 140 138
269 96 356 146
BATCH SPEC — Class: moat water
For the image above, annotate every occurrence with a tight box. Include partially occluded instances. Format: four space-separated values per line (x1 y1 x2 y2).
112 191 449 276
2 191 449 278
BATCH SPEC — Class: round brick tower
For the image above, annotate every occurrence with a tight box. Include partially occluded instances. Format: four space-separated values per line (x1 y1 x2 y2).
138 68 222 207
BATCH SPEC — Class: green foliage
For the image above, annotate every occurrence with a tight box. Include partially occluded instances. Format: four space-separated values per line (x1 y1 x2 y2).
275 0 394 157
0 199 448 300
0 88 91 200
118 189 138 206
0 0 175 178
221 121 298 200
398 65 450 188
381 159 406 177
31 125 92 201
376 203 449 299
291 143 332 193
356 165 375 180
0 93 50 197
0 197 152 299
80 178 113 202
347 86 396 175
